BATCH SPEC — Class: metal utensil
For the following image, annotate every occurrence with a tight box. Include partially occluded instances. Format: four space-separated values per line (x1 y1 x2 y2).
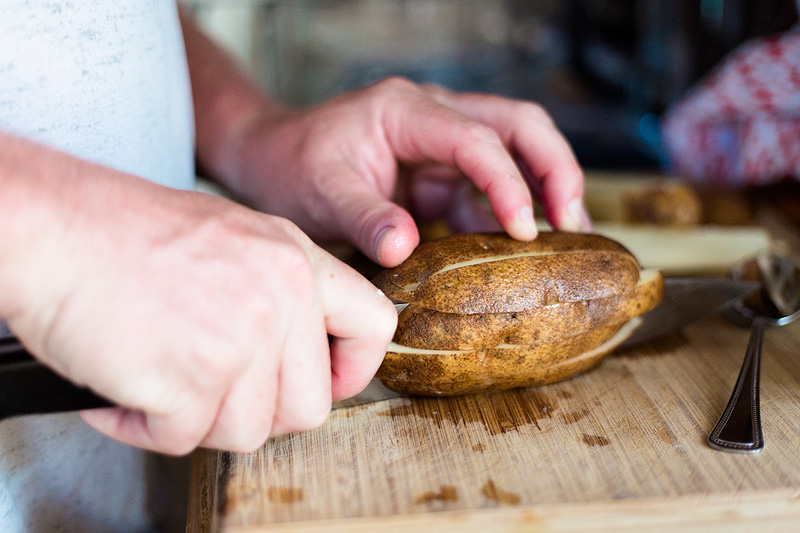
708 254 800 454
619 277 758 348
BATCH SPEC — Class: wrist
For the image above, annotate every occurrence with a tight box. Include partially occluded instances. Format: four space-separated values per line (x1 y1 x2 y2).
180 8 289 191
201 93 290 195
0 133 77 336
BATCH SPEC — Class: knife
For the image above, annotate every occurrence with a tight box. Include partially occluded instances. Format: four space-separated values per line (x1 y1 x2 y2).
619 277 758 347
0 277 757 418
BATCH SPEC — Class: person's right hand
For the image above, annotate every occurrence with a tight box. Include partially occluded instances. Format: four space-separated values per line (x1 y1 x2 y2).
0 134 397 454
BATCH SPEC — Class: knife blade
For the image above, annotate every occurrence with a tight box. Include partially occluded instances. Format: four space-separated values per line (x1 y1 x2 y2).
619 277 758 348
0 277 758 417
332 378 404 409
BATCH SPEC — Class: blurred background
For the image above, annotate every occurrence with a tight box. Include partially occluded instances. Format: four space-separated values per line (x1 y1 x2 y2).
182 0 800 239
183 0 797 170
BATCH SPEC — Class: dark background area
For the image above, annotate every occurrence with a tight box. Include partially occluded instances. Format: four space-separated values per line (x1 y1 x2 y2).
281 0 798 169
544 0 798 168
188 0 798 171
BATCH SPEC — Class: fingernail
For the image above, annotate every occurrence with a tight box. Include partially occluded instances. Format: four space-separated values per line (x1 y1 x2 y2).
517 206 538 238
373 226 394 260
562 198 585 232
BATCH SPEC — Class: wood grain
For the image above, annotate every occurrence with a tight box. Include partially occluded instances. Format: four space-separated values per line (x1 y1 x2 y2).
187 209 800 532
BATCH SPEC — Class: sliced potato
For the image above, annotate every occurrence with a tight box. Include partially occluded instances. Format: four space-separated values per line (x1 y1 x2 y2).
394 268 663 350
404 250 640 314
374 232 636 305
373 232 663 396
378 318 641 396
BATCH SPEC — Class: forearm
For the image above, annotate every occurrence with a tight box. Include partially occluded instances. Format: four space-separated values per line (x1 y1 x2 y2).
178 8 286 190
0 132 79 328
0 132 170 349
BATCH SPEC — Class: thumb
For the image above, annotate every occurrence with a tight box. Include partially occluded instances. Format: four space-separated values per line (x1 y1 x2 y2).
80 404 213 456
327 171 419 267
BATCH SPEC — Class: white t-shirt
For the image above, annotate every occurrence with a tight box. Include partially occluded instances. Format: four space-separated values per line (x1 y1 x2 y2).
0 1 195 531
0 0 195 189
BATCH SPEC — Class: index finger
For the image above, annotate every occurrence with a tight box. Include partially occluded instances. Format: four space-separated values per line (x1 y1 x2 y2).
309 247 397 400
378 80 538 241
425 87 590 232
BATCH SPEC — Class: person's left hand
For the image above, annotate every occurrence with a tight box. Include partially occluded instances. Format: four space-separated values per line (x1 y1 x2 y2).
218 77 590 267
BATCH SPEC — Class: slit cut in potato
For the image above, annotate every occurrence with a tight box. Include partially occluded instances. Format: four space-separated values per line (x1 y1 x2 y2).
373 232 663 396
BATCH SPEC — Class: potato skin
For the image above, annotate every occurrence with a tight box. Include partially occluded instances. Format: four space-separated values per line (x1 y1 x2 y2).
408 251 639 314
394 270 663 350
374 232 663 396
624 183 702 226
377 324 625 396
374 232 640 313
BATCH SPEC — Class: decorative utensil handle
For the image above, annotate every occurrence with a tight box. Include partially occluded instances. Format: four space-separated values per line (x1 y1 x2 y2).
708 316 765 453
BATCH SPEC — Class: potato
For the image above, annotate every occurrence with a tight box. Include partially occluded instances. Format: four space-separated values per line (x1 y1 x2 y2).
379 319 642 396
374 232 663 396
394 269 663 350
582 174 703 227
374 232 639 312
623 183 703 226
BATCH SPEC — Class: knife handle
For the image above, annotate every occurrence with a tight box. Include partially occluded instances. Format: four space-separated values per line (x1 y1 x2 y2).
707 316 765 454
0 337 112 421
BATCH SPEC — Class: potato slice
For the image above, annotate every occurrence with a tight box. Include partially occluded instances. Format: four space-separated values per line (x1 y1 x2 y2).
394 268 663 350
378 318 641 396
405 250 640 314
374 232 637 307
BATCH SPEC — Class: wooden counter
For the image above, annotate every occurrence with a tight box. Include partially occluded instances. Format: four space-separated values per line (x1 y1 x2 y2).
186 211 800 532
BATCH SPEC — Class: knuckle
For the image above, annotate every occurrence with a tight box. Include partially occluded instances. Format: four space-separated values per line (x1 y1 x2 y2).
518 102 554 125
230 431 271 454
372 76 418 97
459 121 501 146
154 420 208 456
282 257 315 298
269 241 314 286
565 158 584 180
269 215 305 240
420 81 446 94
164 439 199 457
191 348 243 391
302 401 332 431
272 401 331 437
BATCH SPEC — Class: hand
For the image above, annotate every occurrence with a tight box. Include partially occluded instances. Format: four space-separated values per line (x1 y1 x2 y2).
222 77 590 267
0 137 396 454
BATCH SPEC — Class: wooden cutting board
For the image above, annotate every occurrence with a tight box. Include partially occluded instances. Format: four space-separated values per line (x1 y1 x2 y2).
186 210 800 532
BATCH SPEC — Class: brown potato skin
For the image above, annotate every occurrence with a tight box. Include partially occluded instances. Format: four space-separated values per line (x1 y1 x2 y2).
394 271 663 350
374 232 663 396
407 250 639 314
624 183 703 226
374 232 638 308
377 324 623 396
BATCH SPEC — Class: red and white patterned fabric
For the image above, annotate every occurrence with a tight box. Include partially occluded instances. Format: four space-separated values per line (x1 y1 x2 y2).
661 27 800 187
